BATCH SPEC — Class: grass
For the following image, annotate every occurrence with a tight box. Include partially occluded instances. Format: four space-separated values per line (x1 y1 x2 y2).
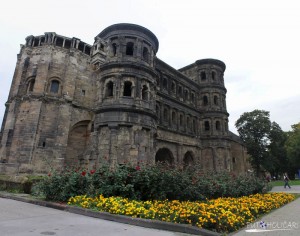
269 179 300 187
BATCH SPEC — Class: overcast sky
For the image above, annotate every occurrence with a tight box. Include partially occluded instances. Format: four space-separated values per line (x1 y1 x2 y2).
1 0 299 134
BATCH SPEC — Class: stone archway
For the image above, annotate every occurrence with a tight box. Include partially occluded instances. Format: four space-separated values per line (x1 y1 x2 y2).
65 120 91 166
155 148 174 165
183 151 194 168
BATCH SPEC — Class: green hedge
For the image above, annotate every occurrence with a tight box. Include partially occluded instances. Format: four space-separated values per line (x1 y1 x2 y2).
33 163 269 202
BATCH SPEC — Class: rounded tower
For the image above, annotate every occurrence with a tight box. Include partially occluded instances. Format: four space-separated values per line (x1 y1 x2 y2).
195 59 228 136
92 23 159 165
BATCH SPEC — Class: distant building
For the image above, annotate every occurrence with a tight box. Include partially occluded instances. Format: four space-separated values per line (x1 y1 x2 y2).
0 23 249 174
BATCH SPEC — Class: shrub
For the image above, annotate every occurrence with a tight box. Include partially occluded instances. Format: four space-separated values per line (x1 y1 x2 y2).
34 163 269 202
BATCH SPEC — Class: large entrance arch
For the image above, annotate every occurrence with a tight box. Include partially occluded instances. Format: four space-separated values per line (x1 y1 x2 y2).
65 120 91 166
155 148 174 164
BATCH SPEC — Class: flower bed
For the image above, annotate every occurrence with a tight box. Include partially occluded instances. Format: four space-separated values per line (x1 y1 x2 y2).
67 192 295 233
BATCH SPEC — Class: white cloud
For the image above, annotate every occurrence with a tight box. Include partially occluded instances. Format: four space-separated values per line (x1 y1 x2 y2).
1 0 300 134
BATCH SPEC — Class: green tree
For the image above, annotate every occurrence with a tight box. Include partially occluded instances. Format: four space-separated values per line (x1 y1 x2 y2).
285 123 300 175
266 122 288 177
235 110 271 176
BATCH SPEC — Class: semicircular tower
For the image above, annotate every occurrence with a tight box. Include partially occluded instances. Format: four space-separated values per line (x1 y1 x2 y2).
196 59 231 171
91 23 159 165
195 59 228 136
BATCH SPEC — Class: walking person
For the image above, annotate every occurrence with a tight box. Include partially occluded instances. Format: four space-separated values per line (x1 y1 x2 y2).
283 173 291 189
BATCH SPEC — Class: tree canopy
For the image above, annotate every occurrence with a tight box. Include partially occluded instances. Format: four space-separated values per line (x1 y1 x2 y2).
235 110 271 176
267 122 288 176
285 123 300 171
235 109 299 178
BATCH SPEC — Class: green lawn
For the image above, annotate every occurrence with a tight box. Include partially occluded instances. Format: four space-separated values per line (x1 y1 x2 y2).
269 179 300 187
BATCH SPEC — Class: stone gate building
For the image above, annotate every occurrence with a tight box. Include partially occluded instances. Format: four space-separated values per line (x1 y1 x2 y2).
0 23 249 174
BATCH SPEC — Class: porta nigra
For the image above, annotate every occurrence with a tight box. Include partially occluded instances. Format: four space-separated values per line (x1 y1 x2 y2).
0 23 249 174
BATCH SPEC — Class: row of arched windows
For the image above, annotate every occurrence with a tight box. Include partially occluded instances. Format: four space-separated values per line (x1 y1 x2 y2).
200 70 223 83
26 77 61 94
156 103 197 134
98 39 150 63
156 102 227 134
159 76 196 105
202 94 225 107
103 79 150 101
158 75 225 109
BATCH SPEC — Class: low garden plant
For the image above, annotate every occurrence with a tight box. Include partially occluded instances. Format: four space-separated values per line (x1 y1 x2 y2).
67 192 295 233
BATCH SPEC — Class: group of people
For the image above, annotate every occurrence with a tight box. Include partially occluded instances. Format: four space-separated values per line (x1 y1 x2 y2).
265 173 292 189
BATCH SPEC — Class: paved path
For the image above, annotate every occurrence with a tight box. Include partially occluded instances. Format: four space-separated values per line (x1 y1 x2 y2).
0 197 194 236
231 185 300 236
1 186 299 236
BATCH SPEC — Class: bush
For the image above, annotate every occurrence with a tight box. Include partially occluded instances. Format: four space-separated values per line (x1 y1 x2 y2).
34 163 269 202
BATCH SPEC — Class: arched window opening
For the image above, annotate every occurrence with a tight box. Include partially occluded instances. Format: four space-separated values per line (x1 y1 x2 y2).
171 81 176 93
186 117 190 130
191 93 195 103
27 79 35 92
192 119 196 133
112 43 117 56
172 111 176 125
204 121 210 131
50 80 60 93
123 81 132 97
163 108 169 122
212 71 216 81
203 96 208 106
178 86 182 97
142 47 149 62
100 43 104 50
163 78 168 90
232 157 236 163
156 105 160 118
216 121 221 131
214 95 219 105
142 85 148 100
105 81 114 97
184 89 189 100
225 120 228 131
179 114 183 126
156 77 160 86
126 42 134 56
201 71 206 81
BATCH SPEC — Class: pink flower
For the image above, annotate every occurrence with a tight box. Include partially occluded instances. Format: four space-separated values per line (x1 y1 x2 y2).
81 171 87 176
90 170 95 175
135 165 141 171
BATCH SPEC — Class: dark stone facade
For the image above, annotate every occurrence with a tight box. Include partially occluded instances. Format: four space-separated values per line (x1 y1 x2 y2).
0 23 249 174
